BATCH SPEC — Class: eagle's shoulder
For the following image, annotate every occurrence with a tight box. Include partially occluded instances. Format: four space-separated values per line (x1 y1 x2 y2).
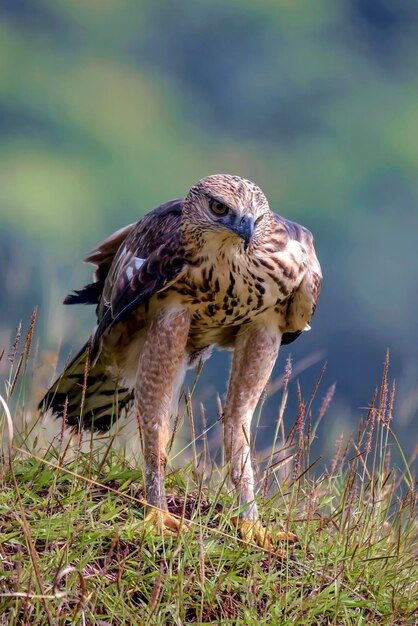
272 213 315 248
121 198 184 259
269 212 322 344
272 213 320 272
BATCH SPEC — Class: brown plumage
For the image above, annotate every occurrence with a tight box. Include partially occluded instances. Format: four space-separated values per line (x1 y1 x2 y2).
40 174 322 546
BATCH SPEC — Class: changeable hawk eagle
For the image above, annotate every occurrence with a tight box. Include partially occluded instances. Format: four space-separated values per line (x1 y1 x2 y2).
40 174 322 547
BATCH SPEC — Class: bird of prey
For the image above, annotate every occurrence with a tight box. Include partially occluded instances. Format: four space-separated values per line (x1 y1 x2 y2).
40 174 322 548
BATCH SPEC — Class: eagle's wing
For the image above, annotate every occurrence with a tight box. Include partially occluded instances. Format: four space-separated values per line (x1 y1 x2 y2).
92 199 186 344
41 200 185 428
95 233 186 339
274 214 322 345
64 199 184 308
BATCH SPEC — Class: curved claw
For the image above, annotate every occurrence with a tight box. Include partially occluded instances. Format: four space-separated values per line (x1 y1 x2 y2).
144 508 191 535
233 518 298 551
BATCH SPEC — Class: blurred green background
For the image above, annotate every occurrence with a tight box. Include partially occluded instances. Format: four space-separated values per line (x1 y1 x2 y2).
1 0 417 462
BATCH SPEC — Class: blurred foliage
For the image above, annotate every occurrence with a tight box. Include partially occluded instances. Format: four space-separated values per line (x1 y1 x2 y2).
0 0 417 460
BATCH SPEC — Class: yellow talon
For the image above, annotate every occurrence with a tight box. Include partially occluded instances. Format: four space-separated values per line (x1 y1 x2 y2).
242 519 270 548
144 508 191 535
233 518 298 551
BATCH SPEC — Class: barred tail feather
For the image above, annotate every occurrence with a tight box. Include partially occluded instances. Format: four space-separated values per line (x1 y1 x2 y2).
39 342 134 432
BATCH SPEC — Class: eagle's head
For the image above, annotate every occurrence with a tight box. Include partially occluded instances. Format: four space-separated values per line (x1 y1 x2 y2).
182 174 270 250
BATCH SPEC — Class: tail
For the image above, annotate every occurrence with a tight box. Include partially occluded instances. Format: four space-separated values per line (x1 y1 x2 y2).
39 342 134 432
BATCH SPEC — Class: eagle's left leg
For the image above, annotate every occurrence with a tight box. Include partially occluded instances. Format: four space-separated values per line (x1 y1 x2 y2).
224 325 297 549
136 306 191 535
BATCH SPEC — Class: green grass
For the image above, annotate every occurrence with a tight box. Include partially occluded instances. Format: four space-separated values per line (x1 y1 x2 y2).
0 321 417 625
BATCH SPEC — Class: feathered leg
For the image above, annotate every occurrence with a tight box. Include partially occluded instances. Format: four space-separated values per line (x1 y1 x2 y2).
224 325 296 548
136 307 190 534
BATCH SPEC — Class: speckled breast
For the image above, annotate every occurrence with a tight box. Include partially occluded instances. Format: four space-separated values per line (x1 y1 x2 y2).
173 256 290 347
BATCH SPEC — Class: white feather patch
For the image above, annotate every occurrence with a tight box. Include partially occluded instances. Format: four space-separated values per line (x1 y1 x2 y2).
126 257 145 280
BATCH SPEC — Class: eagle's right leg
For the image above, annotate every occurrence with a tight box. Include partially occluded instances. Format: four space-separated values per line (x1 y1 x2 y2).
136 307 191 534
224 325 297 550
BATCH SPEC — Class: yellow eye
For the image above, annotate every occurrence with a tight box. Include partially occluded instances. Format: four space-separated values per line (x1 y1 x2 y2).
209 198 229 216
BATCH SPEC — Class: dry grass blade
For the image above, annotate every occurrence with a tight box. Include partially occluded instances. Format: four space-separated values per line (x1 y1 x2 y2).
268 349 325 397
147 564 163 618
53 565 88 613
7 321 21 365
0 393 14 451
5 312 37 399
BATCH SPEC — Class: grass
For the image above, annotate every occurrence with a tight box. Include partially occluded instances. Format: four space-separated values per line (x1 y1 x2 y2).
0 318 417 625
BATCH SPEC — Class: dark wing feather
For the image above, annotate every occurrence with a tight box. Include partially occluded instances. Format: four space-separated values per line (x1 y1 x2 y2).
94 233 186 342
91 199 186 344
64 281 104 306
281 330 302 346
64 198 184 309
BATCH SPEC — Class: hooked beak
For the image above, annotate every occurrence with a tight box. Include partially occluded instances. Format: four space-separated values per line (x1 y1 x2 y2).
231 214 254 248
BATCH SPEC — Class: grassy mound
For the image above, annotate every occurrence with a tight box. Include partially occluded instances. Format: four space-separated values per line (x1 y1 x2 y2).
0 322 417 624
